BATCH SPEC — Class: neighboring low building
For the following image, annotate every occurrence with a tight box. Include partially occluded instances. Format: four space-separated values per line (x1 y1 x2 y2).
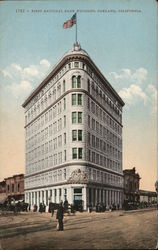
0 180 7 203
5 174 24 201
0 180 6 194
139 189 157 203
123 167 141 203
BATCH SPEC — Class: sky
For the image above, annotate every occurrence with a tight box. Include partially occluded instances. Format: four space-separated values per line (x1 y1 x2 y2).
0 0 157 191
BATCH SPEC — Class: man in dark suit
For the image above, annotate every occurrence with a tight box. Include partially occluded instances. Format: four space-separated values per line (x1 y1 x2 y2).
56 202 64 231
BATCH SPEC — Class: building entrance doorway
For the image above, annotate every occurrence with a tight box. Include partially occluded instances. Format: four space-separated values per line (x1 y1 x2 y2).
73 188 83 211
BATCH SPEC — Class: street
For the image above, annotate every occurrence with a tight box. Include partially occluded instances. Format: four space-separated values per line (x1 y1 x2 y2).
0 209 158 249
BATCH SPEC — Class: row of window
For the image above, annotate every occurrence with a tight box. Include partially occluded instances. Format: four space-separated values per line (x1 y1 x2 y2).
26 110 83 141
7 183 20 193
26 129 83 152
87 133 121 159
88 100 122 135
88 116 121 140
26 92 84 138
26 100 67 137
25 60 86 112
88 167 123 186
26 147 84 173
88 150 121 172
88 128 121 148
25 168 67 188
26 74 82 124
26 151 67 174
87 79 122 117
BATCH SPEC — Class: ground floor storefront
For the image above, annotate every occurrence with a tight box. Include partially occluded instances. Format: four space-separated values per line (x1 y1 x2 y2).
25 184 123 211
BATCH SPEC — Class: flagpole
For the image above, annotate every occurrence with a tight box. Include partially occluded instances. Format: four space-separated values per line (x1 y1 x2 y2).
75 13 77 44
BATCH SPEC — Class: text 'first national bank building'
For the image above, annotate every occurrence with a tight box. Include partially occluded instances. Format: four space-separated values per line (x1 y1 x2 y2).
22 43 125 210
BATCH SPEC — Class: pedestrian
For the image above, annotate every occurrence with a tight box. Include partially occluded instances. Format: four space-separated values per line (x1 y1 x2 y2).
49 202 54 217
39 203 43 213
42 201 46 212
88 203 92 213
64 199 69 213
56 202 64 231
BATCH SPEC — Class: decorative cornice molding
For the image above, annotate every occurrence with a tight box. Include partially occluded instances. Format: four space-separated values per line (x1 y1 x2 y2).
22 52 124 108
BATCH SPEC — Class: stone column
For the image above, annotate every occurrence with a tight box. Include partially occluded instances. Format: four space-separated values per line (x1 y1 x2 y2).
91 188 94 206
95 189 98 206
67 186 73 205
109 190 111 205
103 189 105 204
106 190 108 206
82 186 87 210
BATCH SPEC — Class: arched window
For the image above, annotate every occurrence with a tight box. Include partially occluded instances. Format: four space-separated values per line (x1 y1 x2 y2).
72 76 77 88
63 80 66 92
72 75 81 88
77 76 81 88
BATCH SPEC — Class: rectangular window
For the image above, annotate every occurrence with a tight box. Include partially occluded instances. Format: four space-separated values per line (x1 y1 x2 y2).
64 133 66 144
92 135 95 147
78 130 82 141
88 150 91 161
72 94 76 105
64 150 66 162
72 130 77 141
78 94 82 105
92 152 95 163
63 98 66 110
74 62 79 68
88 115 90 128
87 79 90 92
77 76 81 88
64 115 66 127
78 148 83 159
63 80 65 92
87 97 90 110
72 112 77 123
93 170 96 181
64 169 66 179
72 148 77 159
78 112 82 123
12 184 14 193
72 76 76 88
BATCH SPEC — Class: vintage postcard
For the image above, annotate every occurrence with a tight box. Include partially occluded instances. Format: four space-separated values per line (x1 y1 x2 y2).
0 0 157 249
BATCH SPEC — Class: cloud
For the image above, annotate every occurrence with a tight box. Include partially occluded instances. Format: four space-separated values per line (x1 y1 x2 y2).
1 59 51 98
40 59 50 68
119 84 147 105
2 68 12 78
109 67 148 85
11 63 22 72
146 84 157 113
23 65 39 77
7 80 33 98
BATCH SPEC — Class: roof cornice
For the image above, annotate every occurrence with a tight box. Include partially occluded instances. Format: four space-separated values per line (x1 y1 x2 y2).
22 52 125 108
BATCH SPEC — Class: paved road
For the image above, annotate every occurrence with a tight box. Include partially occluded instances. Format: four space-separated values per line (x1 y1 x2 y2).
0 209 158 249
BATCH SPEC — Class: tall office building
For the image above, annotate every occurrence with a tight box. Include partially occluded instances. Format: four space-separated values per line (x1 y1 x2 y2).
22 43 124 210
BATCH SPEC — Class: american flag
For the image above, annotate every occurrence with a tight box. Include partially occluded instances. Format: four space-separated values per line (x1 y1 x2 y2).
63 13 76 29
